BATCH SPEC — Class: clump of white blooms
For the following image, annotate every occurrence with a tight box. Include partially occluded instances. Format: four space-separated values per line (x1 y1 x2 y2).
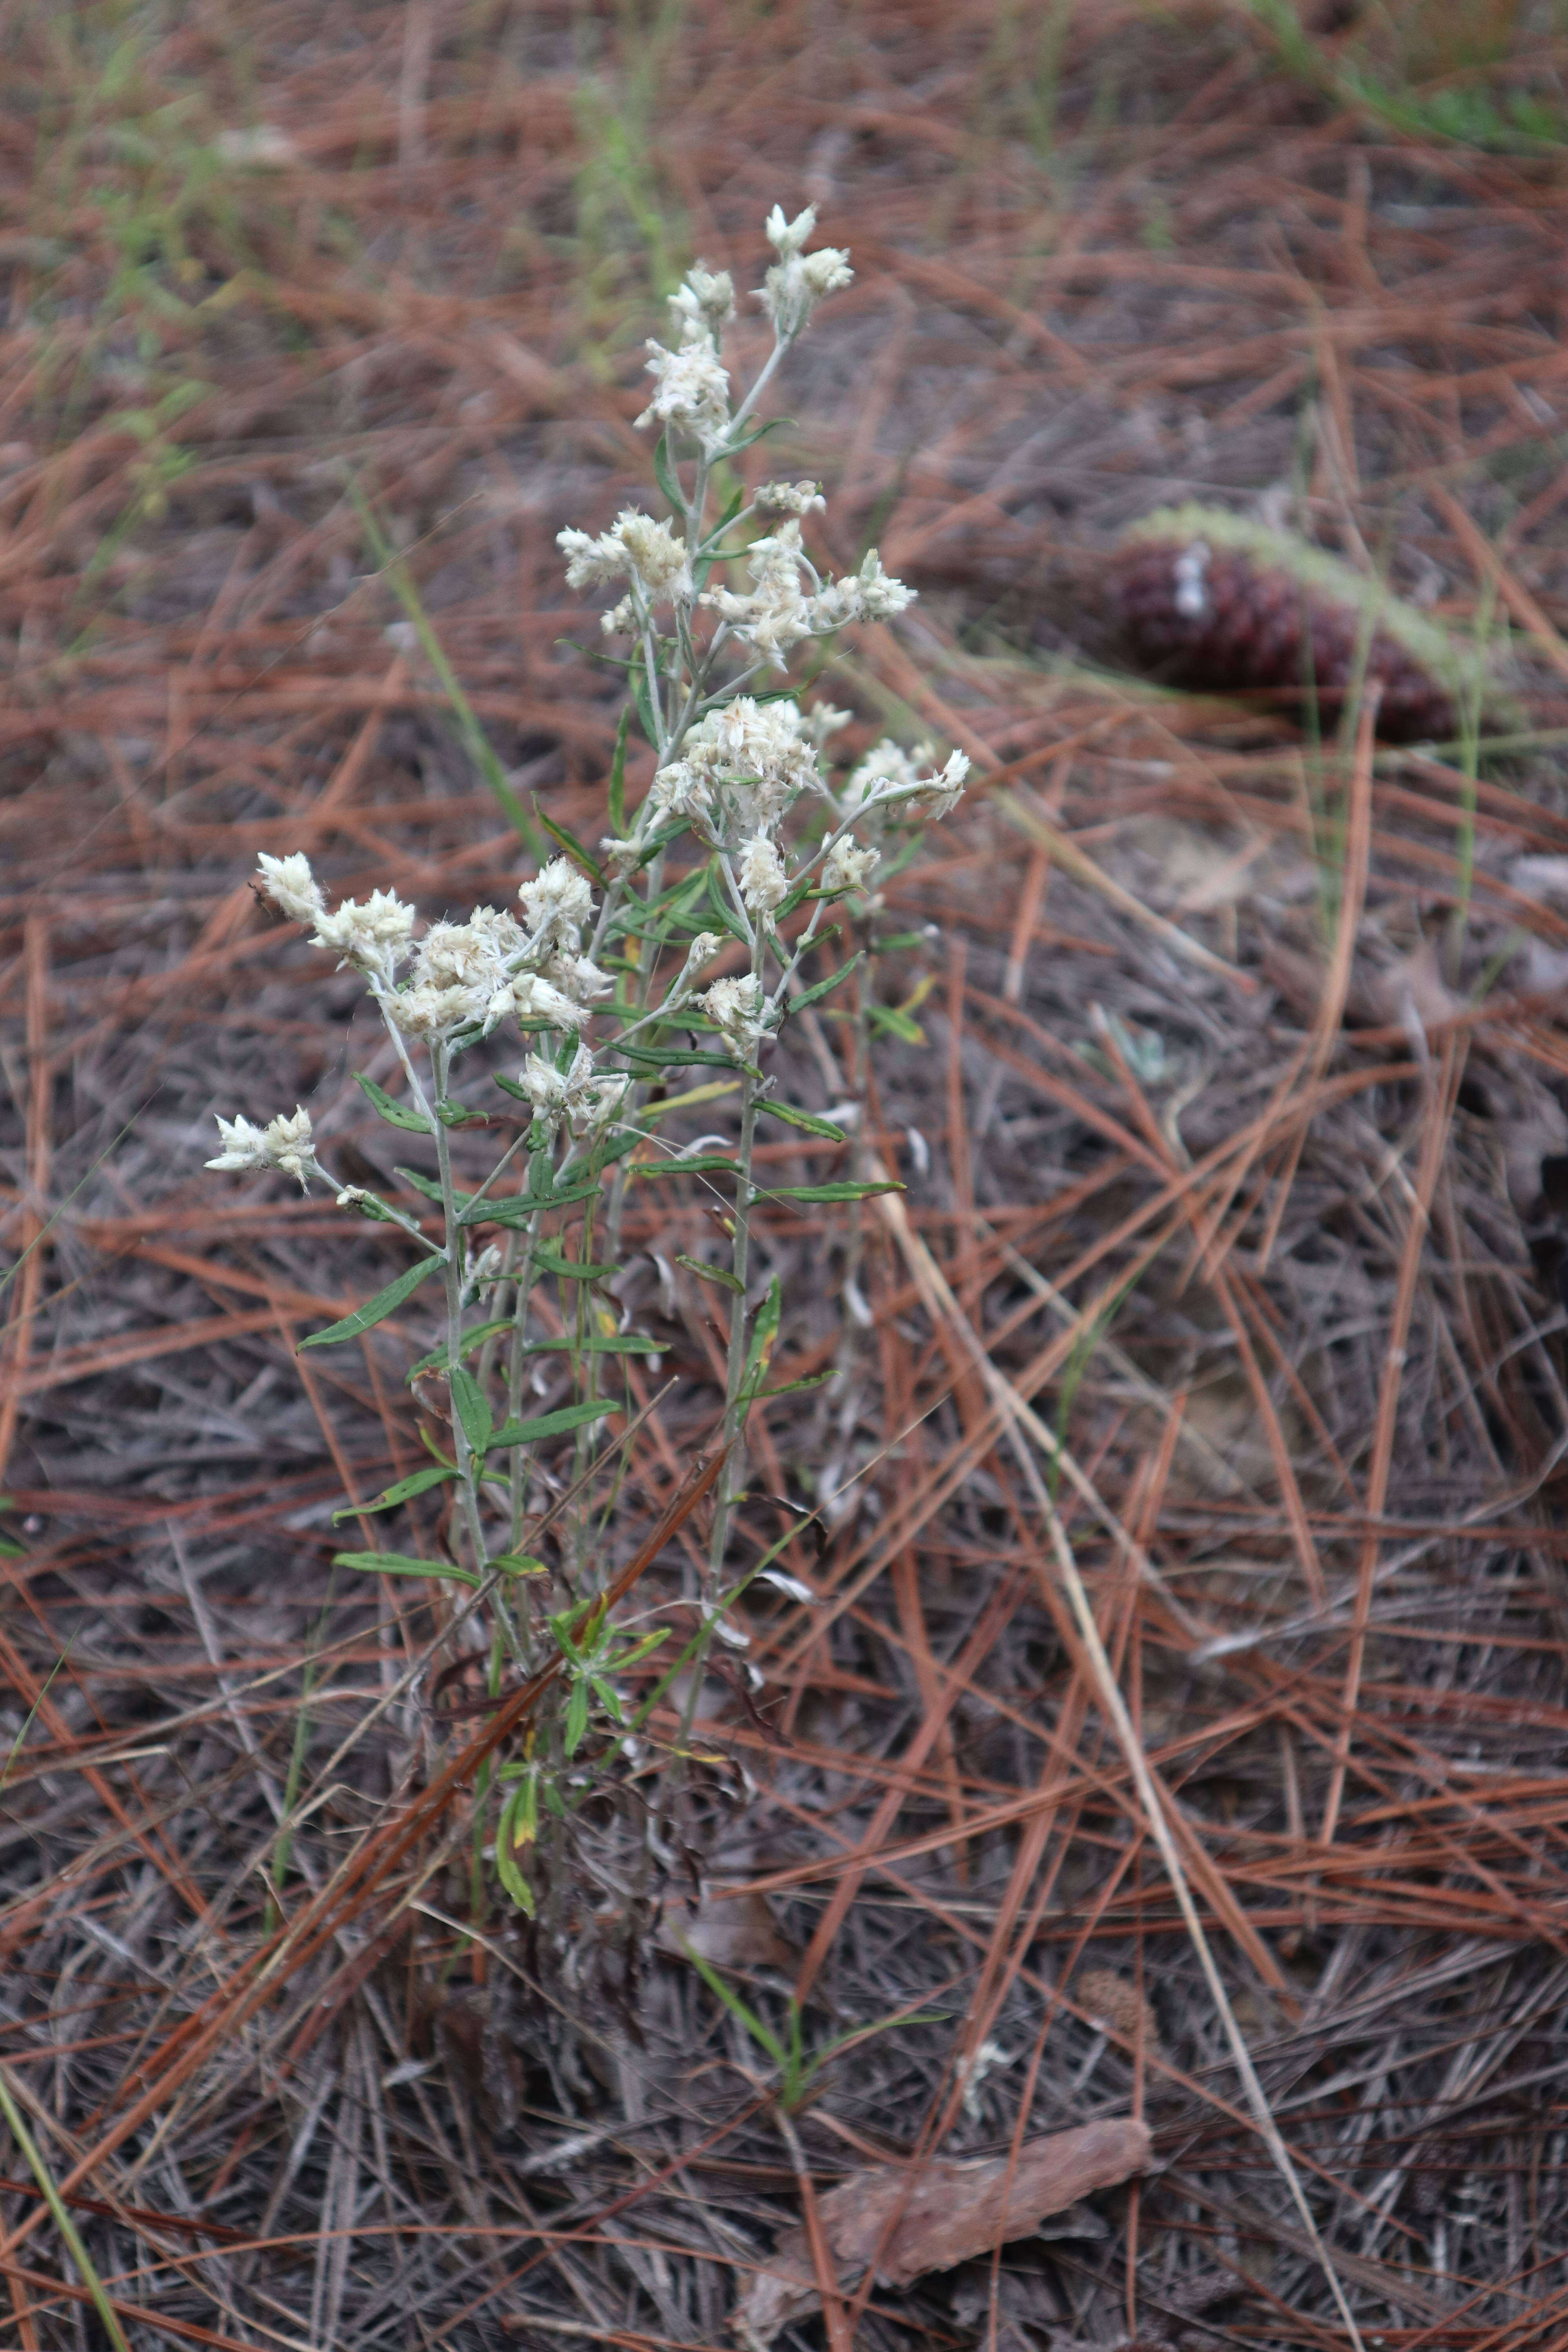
207 1106 321 1189
821 835 879 895
736 833 788 914
757 203 853 339
205 203 974 1921
698 972 769 1062
755 479 824 517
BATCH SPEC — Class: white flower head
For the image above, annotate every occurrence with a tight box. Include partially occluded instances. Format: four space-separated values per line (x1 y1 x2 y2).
558 509 690 605
736 833 788 914
649 759 714 828
207 1106 321 1190
680 695 822 837
255 852 325 925
519 857 595 952
311 887 418 976
545 949 613 1006
698 971 769 1062
636 337 732 453
841 736 926 814
599 835 642 877
805 701 855 748
701 516 820 670
520 1042 624 1136
758 203 853 338
853 546 916 620
808 546 915 634
668 263 735 347
821 834 879 893
508 970 590 1030
755 479 825 517
909 749 971 821
392 906 525 1038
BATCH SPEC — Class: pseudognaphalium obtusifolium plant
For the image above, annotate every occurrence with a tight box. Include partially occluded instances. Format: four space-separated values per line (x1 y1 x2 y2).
205 203 968 1927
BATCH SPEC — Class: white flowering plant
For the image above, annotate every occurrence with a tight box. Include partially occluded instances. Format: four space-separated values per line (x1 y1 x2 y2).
205 202 969 1928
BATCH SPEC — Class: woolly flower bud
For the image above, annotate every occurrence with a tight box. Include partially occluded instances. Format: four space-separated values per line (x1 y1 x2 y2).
599 835 642 878
615 511 692 601
698 971 767 1061
649 760 713 826
686 931 724 969
854 546 916 620
764 203 818 260
311 888 418 973
669 263 735 346
805 701 855 747
822 834 879 893
755 479 825 517
207 1105 321 1190
508 971 590 1029
519 857 595 951
558 510 691 605
519 1043 624 1136
758 202 853 338
545 949 613 1006
636 338 732 454
256 852 326 925
909 750 971 820
737 833 788 913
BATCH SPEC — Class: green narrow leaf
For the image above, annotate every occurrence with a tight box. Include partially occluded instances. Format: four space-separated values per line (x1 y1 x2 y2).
631 660 660 749
449 1365 494 1453
606 704 630 837
762 1099 848 1142
406 1319 513 1381
785 950 864 1017
631 1153 739 1180
705 859 748 941
676 1253 744 1294
489 1552 548 1577
298 1255 443 1349
611 1044 744 1073
564 1678 589 1756
354 1071 434 1134
532 1245 619 1281
332 1550 480 1586
435 1100 489 1129
484 1398 619 1450
868 1003 926 1044
765 1180 906 1204
332 1463 456 1521
531 799 606 887
726 414 794 456
756 1370 836 1400
651 430 682 513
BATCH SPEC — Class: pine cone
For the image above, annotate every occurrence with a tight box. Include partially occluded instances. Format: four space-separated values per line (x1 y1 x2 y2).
1110 504 1496 744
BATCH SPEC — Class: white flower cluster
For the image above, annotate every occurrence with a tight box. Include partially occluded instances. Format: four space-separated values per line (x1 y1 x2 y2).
207 1105 321 1189
696 971 769 1062
840 738 972 823
649 697 821 842
702 527 915 671
757 204 853 340
253 852 610 1044
754 479 825 517
557 509 693 637
518 1040 627 1138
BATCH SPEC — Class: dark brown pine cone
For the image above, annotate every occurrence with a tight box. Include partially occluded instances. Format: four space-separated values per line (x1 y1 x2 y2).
1110 505 1498 744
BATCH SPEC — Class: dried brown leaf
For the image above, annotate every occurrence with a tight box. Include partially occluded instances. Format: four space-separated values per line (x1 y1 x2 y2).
732 2117 1152 2347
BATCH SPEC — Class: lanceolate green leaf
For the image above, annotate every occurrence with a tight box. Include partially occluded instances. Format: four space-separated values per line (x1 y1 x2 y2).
299 1256 443 1349
484 1399 620 1450
786 950 864 1017
607 705 630 836
449 1364 494 1453
764 1180 905 1204
354 1072 433 1133
762 1098 848 1142
332 1462 455 1521
332 1551 480 1586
